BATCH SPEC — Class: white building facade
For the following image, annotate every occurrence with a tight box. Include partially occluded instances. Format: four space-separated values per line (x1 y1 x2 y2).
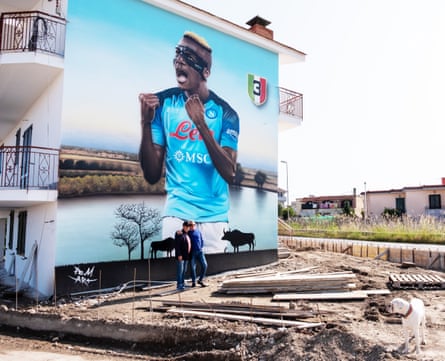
1 0 305 298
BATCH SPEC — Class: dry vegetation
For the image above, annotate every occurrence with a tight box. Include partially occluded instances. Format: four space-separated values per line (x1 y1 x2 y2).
288 215 445 244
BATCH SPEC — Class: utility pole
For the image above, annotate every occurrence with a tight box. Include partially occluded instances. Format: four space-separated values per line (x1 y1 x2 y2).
280 160 289 208
364 181 367 220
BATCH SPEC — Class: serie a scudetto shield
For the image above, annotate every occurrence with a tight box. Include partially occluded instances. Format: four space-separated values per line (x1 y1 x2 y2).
247 73 267 106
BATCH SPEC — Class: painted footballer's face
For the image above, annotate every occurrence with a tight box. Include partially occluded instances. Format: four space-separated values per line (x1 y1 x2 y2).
173 37 211 92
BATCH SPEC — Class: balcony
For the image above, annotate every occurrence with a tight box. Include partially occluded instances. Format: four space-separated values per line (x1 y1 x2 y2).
425 208 445 219
0 145 59 190
0 11 66 141
279 87 303 131
0 11 66 56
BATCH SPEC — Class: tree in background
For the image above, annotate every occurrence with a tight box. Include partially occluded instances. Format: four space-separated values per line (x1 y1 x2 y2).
254 170 267 189
233 162 245 187
382 207 402 220
112 203 161 260
342 201 354 217
279 202 296 220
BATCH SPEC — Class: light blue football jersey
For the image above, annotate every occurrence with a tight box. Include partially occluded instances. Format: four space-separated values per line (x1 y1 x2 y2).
151 88 239 222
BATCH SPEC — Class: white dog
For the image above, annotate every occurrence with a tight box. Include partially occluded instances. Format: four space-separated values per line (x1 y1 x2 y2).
387 297 426 354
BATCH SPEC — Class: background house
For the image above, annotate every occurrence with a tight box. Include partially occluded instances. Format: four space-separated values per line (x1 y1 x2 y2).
292 179 445 220
296 189 363 218
363 179 445 219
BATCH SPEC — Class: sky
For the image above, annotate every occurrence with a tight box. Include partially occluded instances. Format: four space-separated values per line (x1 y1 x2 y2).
183 0 445 200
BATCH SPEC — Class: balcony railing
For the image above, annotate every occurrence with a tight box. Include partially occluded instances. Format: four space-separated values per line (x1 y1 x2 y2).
279 87 303 120
425 208 445 218
0 146 59 190
0 11 66 56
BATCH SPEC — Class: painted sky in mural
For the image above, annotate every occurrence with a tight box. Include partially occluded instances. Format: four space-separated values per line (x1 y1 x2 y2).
57 0 281 264
61 0 279 171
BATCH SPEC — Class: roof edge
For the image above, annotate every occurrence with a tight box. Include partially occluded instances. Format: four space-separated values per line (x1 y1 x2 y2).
142 0 306 63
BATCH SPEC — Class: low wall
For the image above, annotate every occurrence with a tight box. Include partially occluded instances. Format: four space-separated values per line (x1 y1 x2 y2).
279 237 445 271
54 249 277 297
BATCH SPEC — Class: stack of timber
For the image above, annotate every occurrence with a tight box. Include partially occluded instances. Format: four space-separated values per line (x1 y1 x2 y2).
157 300 319 319
218 271 357 294
159 300 324 329
278 246 292 259
166 308 323 329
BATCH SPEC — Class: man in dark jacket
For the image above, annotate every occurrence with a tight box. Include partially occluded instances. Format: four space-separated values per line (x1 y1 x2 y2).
174 221 191 290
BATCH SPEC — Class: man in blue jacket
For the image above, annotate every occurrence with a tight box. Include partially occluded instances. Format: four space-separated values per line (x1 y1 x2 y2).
187 220 208 287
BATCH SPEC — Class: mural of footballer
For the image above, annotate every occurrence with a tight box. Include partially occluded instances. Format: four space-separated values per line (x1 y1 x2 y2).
138 31 239 253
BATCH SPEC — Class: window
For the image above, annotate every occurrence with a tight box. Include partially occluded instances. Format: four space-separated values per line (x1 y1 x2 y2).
17 211 27 256
0 143 3 175
429 194 441 210
21 125 33 189
8 211 14 250
395 198 406 214
15 129 21 166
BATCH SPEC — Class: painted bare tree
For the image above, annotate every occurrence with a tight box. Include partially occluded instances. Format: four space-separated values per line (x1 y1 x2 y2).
112 203 161 260
111 222 139 260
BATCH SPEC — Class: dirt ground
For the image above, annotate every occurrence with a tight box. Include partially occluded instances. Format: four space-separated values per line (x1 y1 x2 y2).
0 246 445 361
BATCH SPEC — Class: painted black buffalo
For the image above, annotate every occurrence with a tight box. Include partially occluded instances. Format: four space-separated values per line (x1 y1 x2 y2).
221 229 255 252
150 237 175 259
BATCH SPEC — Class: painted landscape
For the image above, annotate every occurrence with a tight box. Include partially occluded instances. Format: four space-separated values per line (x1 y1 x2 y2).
58 146 277 198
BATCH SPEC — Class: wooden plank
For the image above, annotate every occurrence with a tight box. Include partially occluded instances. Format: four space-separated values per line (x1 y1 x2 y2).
276 266 319 275
362 289 391 295
232 266 318 279
389 272 445 289
220 273 357 288
233 270 278 279
426 274 445 282
166 309 323 329
422 275 435 282
374 249 389 260
218 283 356 294
224 271 356 282
218 271 359 294
428 255 440 269
272 290 369 301
388 274 397 282
161 301 317 319
162 300 286 312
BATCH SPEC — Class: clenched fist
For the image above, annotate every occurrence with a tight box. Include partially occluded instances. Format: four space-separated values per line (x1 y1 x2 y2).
139 93 160 125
